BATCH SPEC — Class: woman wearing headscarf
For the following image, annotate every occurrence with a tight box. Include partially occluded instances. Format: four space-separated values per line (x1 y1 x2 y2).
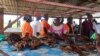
49 17 67 40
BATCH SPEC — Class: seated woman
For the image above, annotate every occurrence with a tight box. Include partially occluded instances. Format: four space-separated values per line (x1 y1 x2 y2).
40 14 50 37
64 16 74 34
49 17 67 40
21 15 33 38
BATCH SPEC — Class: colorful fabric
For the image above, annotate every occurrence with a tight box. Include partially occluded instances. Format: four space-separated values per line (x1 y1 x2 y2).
49 24 66 36
90 32 96 40
64 24 69 33
22 21 33 37
0 34 5 41
64 23 74 34
41 20 50 30
40 20 50 36
0 41 98 56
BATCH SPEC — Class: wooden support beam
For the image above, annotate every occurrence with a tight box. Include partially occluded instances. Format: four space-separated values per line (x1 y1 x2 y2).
49 2 97 16
24 0 100 17
49 10 84 17
3 0 45 31
24 0 100 12
46 6 57 15
0 8 4 34
79 17 82 35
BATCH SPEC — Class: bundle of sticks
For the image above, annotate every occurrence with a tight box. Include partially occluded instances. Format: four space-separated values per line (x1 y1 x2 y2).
6 33 96 52
6 33 58 50
6 33 42 51
30 37 42 49
40 33 57 47
6 33 21 45
14 40 28 51
96 34 100 46
61 37 96 56
77 35 92 42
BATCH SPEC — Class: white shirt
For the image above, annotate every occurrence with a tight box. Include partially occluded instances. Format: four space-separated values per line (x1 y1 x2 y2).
93 22 96 31
31 20 42 36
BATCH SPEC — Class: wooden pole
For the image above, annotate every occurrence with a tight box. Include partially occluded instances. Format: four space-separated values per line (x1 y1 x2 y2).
79 17 82 35
0 8 4 34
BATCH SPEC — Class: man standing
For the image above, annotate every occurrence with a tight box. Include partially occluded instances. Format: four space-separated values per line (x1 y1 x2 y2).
82 13 94 38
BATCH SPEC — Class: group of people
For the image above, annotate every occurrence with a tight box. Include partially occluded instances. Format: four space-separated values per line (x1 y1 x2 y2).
21 13 100 55
22 13 98 39
21 14 75 40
